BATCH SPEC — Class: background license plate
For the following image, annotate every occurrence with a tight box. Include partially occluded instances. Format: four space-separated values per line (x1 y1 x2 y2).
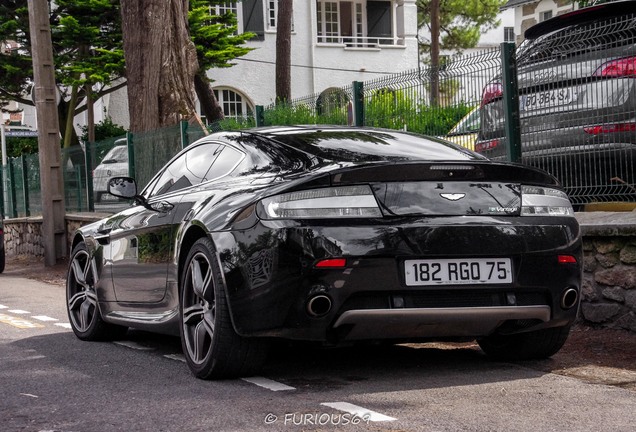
404 258 512 286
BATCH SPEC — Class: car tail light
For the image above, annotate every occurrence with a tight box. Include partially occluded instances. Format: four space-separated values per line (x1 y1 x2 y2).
584 122 636 135
258 185 381 219
481 82 503 107
593 56 636 77
474 139 500 153
521 186 574 216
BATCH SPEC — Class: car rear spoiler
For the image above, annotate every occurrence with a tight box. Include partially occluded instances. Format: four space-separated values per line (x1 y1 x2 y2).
525 0 636 40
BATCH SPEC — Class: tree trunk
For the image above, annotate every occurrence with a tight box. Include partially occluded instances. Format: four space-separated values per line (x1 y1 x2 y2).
194 71 224 123
429 0 440 107
275 0 293 104
120 0 199 133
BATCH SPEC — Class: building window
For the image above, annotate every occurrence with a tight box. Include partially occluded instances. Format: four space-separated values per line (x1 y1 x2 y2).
504 27 515 43
539 10 553 22
316 0 394 47
266 0 277 29
212 88 254 119
211 2 244 34
317 1 340 43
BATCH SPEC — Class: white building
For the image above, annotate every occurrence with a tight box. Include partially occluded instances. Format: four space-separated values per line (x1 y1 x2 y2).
502 0 578 45
10 1 419 132
207 0 419 118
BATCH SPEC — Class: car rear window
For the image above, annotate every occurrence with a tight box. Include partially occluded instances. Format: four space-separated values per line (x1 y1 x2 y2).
103 146 128 163
268 130 482 162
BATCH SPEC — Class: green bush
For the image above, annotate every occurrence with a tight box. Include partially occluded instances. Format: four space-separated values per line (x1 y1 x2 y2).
80 117 127 143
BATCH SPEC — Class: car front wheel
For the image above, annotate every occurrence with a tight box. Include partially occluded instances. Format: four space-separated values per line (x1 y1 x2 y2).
478 325 571 361
66 242 127 340
180 238 269 379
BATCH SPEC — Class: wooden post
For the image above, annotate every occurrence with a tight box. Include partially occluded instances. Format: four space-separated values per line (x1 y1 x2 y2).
28 0 66 265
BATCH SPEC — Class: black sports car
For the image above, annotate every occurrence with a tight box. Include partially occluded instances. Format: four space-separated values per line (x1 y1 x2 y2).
67 126 582 379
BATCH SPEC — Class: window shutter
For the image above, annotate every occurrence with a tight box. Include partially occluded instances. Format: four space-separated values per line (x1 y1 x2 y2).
367 1 392 43
243 0 265 41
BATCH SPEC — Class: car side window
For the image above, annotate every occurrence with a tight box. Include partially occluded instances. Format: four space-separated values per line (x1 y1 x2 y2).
203 146 244 181
148 143 221 197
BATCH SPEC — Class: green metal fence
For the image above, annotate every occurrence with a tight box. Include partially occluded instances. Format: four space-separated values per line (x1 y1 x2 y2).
0 49 507 218
0 35 636 217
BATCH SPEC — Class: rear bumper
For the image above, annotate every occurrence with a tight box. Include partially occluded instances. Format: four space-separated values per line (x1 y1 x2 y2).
332 306 551 340
212 216 582 342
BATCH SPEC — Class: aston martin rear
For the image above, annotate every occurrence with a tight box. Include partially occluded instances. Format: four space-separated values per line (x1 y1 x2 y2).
67 126 582 379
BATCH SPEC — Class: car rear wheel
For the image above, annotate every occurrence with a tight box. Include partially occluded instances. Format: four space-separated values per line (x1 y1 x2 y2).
180 238 269 379
0 246 5 274
478 325 571 361
66 242 127 340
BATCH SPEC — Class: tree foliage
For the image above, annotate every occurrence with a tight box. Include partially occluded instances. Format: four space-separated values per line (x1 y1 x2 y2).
0 0 125 147
416 0 506 54
1 0 254 140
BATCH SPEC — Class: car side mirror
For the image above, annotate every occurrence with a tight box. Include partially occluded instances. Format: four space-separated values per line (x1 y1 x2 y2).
107 176 138 199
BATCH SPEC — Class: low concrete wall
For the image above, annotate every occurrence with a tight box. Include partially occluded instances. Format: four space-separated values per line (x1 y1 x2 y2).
3 211 636 332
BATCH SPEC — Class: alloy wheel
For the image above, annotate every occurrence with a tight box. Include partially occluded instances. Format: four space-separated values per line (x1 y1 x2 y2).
182 251 216 366
67 249 99 332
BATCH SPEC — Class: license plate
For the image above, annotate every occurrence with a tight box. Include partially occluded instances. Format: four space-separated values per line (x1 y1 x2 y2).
404 258 512 286
520 88 577 112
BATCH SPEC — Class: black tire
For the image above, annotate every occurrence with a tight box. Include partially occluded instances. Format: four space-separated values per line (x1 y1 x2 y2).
66 242 127 341
0 246 5 274
180 237 269 379
478 325 571 361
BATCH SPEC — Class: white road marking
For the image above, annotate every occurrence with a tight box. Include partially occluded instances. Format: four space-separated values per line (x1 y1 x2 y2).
32 315 58 322
113 341 155 351
55 323 72 329
8 309 30 314
19 393 39 398
321 402 396 422
24 355 47 361
164 353 186 363
0 304 8 309
242 377 295 391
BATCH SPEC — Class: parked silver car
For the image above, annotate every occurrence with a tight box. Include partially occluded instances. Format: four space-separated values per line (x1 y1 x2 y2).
475 1 636 205
93 140 129 203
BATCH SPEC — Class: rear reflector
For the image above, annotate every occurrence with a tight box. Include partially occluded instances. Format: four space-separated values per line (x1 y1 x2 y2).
315 258 347 268
584 122 636 135
593 56 636 77
558 255 577 264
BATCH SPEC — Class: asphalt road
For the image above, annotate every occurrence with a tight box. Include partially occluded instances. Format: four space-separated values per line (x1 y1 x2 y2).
0 276 634 432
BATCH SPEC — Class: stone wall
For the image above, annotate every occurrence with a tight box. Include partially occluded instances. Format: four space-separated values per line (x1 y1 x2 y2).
3 213 104 258
2 217 45 256
578 212 636 332
2 211 636 332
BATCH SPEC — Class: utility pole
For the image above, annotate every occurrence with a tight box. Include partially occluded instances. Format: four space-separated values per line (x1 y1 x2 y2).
28 0 66 265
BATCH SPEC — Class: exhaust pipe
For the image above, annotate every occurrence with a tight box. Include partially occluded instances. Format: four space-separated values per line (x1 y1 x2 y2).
560 288 579 310
307 295 332 317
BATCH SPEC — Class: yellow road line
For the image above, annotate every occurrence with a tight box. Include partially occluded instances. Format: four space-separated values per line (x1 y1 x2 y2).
0 313 45 329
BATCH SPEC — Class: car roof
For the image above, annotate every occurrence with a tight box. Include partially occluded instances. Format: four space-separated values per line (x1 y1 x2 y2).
525 0 636 40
